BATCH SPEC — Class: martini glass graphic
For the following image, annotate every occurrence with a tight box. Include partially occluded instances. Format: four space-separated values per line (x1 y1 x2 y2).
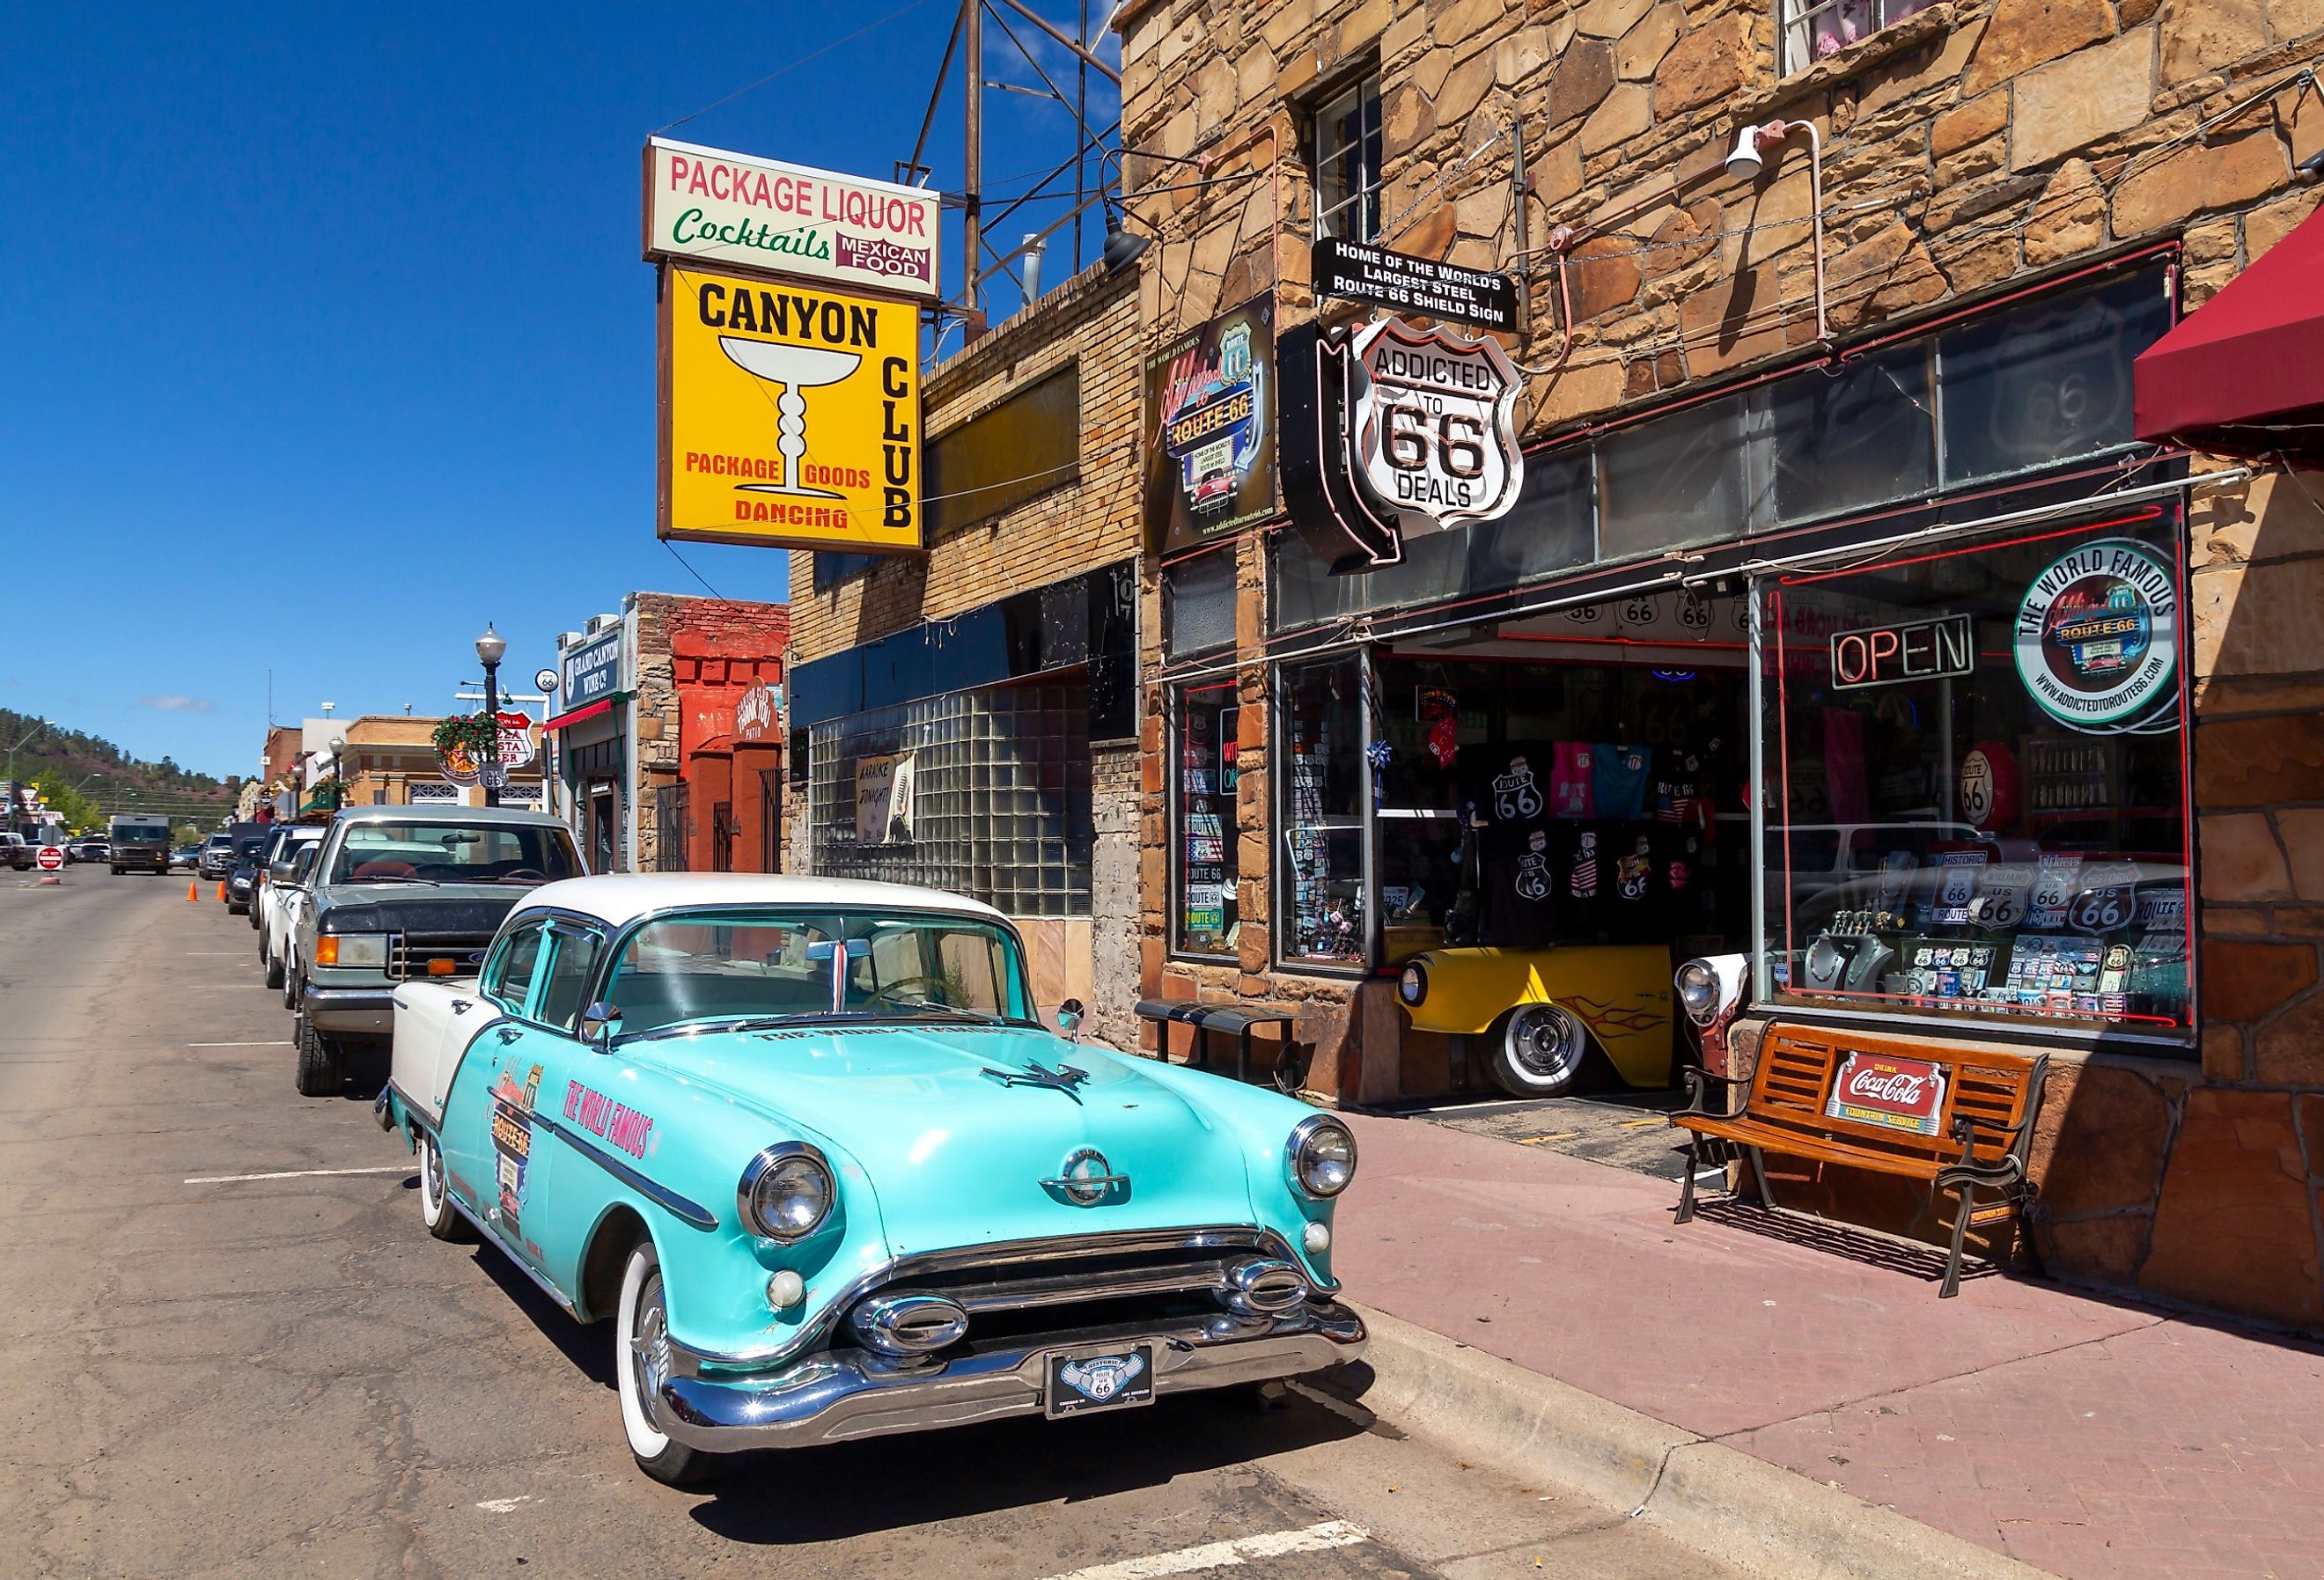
718 337 863 499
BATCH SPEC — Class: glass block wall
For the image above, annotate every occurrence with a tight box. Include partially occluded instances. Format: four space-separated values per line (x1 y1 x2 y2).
807 678 1094 916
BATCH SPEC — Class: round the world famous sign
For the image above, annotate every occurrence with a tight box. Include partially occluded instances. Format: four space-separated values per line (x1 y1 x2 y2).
2012 537 2178 732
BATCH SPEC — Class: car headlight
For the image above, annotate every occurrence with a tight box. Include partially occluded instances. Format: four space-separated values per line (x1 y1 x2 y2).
1286 1114 1357 1199
1675 959 1719 1021
739 1143 834 1242
317 933 387 968
1399 961 1427 1006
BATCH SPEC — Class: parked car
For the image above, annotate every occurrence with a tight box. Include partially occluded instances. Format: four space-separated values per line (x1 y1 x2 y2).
170 845 202 872
224 833 271 915
1 834 32 871
289 805 585 1095
378 872 1365 1485
199 833 238 880
70 838 110 864
258 826 328 988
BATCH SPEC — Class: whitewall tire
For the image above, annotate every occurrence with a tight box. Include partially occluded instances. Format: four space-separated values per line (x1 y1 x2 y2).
1484 1003 1596 1099
616 1240 714 1487
417 1130 474 1244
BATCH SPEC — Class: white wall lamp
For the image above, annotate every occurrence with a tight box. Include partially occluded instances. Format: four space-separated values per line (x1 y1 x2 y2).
1725 120 1828 345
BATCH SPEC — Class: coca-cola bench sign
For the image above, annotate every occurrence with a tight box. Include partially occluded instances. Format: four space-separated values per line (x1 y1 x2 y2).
1824 1052 1947 1136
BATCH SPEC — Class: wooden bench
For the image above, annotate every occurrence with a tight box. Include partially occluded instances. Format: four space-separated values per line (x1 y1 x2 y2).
1670 1025 2048 1297
1134 998 1306 1091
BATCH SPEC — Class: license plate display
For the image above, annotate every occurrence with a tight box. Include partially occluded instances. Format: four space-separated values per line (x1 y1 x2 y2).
1044 1344 1156 1418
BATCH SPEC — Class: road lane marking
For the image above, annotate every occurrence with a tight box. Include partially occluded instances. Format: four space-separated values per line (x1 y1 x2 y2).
187 1040 291 1047
474 1496 536 1513
1037 1521 1371 1579
185 1165 410 1184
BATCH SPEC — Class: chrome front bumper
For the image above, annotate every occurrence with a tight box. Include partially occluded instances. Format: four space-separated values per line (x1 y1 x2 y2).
305 985 395 1036
653 1303 1366 1452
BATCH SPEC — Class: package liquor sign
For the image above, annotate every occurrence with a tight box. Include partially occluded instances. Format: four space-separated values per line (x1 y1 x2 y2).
659 263 922 552
643 138 941 300
1823 1051 1948 1135
1146 297 1276 555
1348 316 1523 542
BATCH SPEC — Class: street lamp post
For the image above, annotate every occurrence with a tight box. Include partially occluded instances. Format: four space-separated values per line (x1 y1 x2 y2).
475 624 507 809
5 718 47 825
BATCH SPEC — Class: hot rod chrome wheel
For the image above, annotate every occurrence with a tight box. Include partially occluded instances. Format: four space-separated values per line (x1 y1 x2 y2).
417 1131 473 1244
1485 1003 1594 1099
616 1241 713 1487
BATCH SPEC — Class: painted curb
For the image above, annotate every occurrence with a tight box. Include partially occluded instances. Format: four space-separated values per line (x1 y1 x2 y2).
1350 1305 2050 1580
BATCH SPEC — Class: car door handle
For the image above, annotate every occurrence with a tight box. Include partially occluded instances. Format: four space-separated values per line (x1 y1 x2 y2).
451 999 474 1014
495 1027 522 1045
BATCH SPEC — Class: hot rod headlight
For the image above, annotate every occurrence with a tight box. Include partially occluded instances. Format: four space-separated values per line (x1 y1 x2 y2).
1399 961 1427 1005
1287 1115 1357 1199
1674 954 1746 1028
739 1143 834 1242
317 933 386 968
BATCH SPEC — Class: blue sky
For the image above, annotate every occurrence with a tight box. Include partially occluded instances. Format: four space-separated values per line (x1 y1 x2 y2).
1 2 1117 778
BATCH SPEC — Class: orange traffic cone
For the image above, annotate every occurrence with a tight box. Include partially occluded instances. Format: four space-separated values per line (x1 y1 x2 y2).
188 882 198 902
214 882 225 902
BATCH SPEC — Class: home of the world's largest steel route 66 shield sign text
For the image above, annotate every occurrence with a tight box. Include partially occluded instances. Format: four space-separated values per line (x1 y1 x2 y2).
1348 317 1523 540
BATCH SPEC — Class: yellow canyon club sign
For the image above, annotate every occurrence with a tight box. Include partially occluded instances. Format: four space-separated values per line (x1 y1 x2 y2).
658 265 922 552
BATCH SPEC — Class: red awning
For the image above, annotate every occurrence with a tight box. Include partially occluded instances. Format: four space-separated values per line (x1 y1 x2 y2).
541 697 614 731
2136 208 2324 462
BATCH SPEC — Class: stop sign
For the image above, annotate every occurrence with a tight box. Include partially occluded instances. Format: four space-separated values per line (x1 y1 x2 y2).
35 846 63 872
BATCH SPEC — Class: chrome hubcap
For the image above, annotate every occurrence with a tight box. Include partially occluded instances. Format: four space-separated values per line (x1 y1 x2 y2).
423 1138 445 1214
629 1275 672 1427
1511 1007 1585 1083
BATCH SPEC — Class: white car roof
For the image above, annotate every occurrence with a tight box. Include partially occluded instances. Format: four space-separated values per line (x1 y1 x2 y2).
507 872 1012 930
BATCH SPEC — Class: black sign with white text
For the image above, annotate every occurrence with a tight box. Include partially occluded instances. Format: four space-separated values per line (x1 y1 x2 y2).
1312 239 1519 332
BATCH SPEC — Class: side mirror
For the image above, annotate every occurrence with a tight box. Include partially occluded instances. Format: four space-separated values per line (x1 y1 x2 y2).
268 859 298 882
1057 997 1085 1040
579 1002 622 1049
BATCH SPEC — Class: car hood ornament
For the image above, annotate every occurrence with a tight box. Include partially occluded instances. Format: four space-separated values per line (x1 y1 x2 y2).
981 1059 1090 1096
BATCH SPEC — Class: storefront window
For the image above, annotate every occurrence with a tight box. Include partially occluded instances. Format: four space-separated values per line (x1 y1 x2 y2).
1276 657 1369 968
1172 681 1240 958
1758 506 2193 1043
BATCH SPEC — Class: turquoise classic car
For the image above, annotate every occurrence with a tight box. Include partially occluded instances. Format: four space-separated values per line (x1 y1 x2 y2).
378 873 1364 1485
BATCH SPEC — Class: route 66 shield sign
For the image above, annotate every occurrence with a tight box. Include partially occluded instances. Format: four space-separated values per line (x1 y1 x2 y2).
1348 317 1523 540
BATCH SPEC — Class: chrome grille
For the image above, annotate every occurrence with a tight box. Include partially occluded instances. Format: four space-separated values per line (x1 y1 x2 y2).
387 931 491 981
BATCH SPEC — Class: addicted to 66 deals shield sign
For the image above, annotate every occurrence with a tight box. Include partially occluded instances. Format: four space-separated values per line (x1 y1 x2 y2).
1348 317 1523 540
2013 537 2179 732
660 264 922 552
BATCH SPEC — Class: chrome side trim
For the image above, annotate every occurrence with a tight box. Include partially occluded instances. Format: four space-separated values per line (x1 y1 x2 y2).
656 1302 1365 1451
530 1110 719 1232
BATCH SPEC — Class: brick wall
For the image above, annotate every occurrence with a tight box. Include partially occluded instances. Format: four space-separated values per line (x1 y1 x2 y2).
785 261 1144 665
1117 0 2324 1318
629 592 788 871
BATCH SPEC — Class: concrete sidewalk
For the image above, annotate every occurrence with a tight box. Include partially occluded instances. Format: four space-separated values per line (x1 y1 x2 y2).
1335 1112 2324 1580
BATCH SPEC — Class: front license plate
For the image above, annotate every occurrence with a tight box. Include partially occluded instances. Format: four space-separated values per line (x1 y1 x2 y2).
1044 1343 1157 1418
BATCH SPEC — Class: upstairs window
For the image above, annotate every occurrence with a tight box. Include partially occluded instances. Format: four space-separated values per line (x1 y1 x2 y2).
1312 74 1383 243
1780 0 1940 74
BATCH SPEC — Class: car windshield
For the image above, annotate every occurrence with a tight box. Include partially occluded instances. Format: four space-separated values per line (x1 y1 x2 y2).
602 908 1034 1036
330 821 581 885
114 826 168 845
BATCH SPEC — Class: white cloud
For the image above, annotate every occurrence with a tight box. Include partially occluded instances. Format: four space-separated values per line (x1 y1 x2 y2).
140 694 215 713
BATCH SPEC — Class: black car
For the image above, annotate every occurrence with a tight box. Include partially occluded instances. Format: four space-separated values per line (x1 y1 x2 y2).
224 833 272 916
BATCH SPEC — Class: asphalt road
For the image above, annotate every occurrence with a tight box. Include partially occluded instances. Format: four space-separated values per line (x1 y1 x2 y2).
0 871 1746 1580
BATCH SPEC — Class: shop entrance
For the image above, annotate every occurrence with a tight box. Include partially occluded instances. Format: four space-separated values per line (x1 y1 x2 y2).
1316 591 1753 1098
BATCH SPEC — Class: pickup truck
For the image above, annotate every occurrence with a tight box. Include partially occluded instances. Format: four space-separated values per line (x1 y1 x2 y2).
287 804 585 1096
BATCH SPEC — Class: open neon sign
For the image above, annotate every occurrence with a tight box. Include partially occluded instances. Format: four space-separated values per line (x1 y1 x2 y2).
1829 614 1975 690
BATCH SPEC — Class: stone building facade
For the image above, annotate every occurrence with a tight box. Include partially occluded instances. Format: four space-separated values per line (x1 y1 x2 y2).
785 262 1147 1043
1115 0 2324 1326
